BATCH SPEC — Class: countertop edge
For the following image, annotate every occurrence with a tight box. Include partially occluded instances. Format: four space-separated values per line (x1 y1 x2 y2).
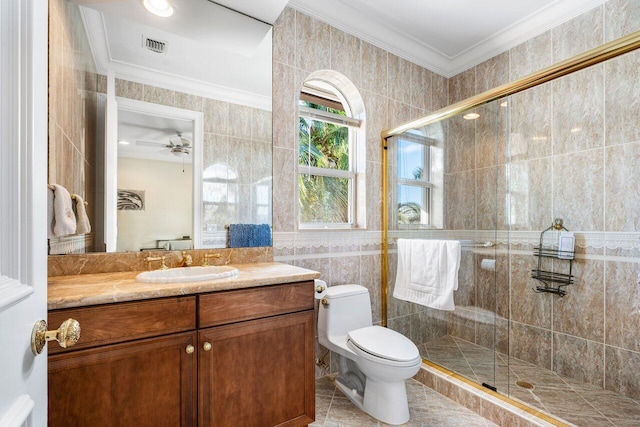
48 262 321 310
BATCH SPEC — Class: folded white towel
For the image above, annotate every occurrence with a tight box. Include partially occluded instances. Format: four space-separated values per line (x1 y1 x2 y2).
393 239 461 311
72 194 91 234
50 184 77 237
47 186 55 239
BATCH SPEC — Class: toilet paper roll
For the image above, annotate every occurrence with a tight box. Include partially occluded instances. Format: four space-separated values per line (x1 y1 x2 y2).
481 259 496 272
314 279 328 299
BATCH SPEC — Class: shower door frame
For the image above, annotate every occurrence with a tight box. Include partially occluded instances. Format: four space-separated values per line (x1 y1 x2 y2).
380 29 640 328
379 29 640 421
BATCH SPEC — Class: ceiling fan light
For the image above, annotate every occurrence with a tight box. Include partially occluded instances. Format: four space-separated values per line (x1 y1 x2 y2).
143 0 174 17
171 148 189 157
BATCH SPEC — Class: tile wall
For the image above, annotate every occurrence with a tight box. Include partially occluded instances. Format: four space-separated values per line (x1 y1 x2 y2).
48 0 100 252
270 7 449 377
388 0 640 401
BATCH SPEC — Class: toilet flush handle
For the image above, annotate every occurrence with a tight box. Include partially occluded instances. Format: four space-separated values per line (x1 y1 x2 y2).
321 298 329 306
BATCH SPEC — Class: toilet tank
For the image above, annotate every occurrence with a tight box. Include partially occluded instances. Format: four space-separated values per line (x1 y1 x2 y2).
318 284 373 339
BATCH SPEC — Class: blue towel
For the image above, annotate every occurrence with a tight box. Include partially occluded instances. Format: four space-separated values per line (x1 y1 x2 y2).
228 224 272 248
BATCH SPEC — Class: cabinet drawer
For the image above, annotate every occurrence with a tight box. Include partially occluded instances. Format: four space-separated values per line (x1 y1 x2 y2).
48 296 196 354
198 281 314 328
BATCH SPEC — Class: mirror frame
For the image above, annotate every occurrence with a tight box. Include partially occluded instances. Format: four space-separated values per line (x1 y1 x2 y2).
106 95 204 250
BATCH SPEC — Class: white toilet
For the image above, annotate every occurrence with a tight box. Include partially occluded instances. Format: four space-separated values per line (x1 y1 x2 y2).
318 284 422 425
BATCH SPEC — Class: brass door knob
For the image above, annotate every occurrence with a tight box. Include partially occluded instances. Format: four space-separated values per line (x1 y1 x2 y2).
31 318 81 355
203 342 212 351
186 345 195 354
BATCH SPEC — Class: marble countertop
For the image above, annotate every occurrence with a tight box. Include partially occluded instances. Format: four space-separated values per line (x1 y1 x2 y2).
48 262 321 310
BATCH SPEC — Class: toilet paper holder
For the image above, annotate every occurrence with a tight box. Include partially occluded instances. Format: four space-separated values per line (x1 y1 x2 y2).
314 279 329 305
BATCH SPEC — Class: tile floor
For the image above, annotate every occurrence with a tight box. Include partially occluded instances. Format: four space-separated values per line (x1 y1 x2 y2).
311 376 498 427
421 335 640 427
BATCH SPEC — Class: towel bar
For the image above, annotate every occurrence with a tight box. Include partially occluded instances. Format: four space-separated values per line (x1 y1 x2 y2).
392 238 494 248
458 240 494 248
48 184 89 206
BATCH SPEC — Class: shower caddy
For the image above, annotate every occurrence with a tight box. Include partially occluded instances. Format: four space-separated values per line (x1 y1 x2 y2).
531 218 574 296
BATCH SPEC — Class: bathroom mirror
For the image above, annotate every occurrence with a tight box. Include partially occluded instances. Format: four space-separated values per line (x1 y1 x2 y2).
48 0 274 254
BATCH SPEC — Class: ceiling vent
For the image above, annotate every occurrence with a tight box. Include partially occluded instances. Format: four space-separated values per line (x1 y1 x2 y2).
143 36 167 54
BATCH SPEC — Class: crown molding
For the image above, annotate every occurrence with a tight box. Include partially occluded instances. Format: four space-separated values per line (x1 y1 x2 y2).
445 0 607 76
288 0 607 78
80 6 271 111
287 0 451 77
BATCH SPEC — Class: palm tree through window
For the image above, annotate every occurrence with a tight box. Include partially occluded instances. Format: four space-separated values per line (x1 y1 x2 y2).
298 84 360 227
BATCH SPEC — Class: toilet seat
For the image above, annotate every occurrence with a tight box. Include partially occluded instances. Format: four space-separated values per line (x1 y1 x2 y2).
347 326 421 367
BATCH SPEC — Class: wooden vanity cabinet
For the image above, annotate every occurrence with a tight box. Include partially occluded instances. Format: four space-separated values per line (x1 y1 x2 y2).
197 282 315 427
49 331 197 427
47 281 315 427
48 296 198 427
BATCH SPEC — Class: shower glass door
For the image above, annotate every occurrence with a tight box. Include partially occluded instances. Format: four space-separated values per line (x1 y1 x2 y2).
385 97 508 395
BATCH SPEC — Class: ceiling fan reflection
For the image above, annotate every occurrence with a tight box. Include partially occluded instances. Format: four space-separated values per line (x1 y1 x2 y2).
136 132 191 156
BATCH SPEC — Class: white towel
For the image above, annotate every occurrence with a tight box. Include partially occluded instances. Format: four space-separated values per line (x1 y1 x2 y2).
393 239 461 311
72 194 91 234
47 186 55 239
50 184 77 237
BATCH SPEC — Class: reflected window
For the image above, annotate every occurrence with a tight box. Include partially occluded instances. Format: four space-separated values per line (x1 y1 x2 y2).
397 133 434 225
202 163 237 246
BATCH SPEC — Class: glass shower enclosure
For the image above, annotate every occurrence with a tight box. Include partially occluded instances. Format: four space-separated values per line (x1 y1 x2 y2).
384 98 507 395
382 31 640 425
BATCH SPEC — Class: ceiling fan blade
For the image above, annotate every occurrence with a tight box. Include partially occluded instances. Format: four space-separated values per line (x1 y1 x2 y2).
169 136 191 147
136 140 165 147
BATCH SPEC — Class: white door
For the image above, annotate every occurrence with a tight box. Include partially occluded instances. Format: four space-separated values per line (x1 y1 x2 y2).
0 0 49 425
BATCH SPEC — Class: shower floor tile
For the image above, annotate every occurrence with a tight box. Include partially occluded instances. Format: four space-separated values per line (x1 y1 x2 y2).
311 376 498 427
421 335 640 427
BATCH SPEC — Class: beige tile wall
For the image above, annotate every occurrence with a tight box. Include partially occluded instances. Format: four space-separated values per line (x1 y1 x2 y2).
392 0 640 401
270 7 449 378
48 0 100 251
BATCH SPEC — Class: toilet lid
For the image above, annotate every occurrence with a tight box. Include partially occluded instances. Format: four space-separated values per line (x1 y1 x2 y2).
347 326 420 364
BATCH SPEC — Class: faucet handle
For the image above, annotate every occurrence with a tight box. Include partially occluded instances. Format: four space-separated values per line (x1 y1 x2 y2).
145 255 168 270
202 253 221 266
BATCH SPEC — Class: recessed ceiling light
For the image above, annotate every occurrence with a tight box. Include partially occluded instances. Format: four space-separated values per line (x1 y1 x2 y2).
143 0 174 17
500 101 508 107
463 112 480 120
118 140 130 145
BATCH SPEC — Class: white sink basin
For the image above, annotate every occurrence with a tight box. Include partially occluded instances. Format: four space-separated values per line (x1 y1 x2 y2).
136 265 239 283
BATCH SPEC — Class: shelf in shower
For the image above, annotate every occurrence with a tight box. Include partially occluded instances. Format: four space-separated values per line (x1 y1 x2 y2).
531 269 574 284
531 218 575 297
532 247 574 260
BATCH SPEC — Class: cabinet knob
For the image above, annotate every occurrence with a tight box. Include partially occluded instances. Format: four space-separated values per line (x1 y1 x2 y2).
31 318 81 355
203 342 212 351
186 345 195 354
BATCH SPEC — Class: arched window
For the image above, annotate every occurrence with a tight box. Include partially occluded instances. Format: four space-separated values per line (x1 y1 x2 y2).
298 71 366 229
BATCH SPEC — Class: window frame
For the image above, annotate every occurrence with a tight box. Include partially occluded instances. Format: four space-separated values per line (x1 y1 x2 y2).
396 133 435 228
297 101 361 229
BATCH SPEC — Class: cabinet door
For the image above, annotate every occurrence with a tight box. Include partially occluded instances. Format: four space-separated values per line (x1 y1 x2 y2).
199 311 315 427
49 332 197 427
